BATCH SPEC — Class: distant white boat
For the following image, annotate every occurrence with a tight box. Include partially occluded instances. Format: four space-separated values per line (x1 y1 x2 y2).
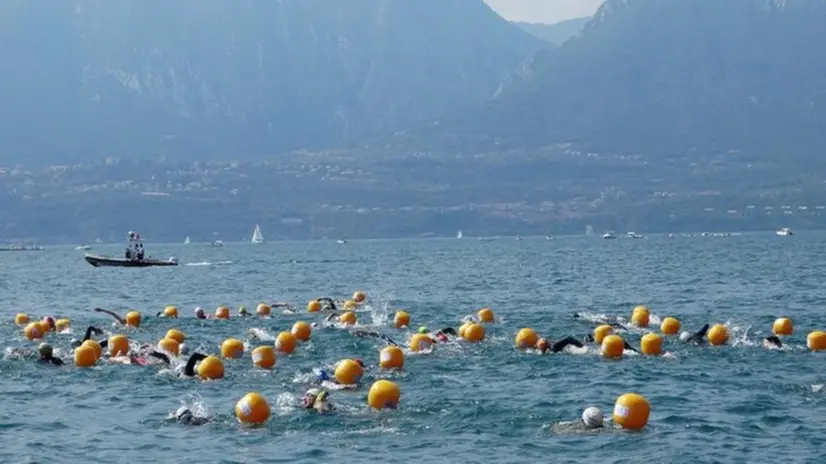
515 235 522 241
337 239 347 244
585 225 594 237
478 237 494 242
625 231 644 239
457 230 463 239
211 240 224 247
184 236 190 245
251 224 264 244
776 228 793 236
603 231 617 240
75 245 91 250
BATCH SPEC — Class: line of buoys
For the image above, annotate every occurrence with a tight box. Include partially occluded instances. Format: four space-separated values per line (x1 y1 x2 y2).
235 392 270 425
163 306 178 318
252 346 276 369
256 303 271 317
515 328 539 349
221 338 244 359
593 325 614 344
379 346 404 369
158 337 180 356
215 306 230 320
394 311 411 328
108 334 129 356
478 308 495 323
125 311 141 327
275 331 297 354
291 321 312 341
368 380 400 409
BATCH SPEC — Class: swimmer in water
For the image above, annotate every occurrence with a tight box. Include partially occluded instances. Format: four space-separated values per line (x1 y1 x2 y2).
172 405 211 425
316 297 339 311
551 407 606 434
194 307 209 319
70 326 107 348
238 306 249 317
679 324 710 345
175 352 210 378
37 343 64 366
433 327 457 343
351 329 399 346
536 337 586 354
573 312 630 331
272 302 297 314
302 388 334 413
313 359 365 390
763 335 783 350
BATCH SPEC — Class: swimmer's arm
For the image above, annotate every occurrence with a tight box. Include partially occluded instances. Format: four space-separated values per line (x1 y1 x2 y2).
623 341 638 353
48 356 65 366
149 351 171 365
551 337 584 353
380 334 399 346
325 313 338 322
184 353 208 376
94 308 125 325
83 325 104 341
440 328 457 336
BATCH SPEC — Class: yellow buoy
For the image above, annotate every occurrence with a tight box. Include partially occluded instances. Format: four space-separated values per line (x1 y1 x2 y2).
633 305 649 316
36 321 50 337
593 325 614 344
74 344 97 367
42 317 56 332
158 337 180 356
343 300 358 310
707 324 729 346
408 333 433 352
251 346 276 369
125 311 141 327
256 303 271 317
14 313 29 326
394 311 411 328
23 322 43 341
807 331 826 351
478 308 495 323
353 290 367 303
773 317 793 336
82 339 103 360
631 307 650 327
197 356 224 379
307 300 322 313
515 328 539 349
291 321 312 341
601 334 625 359
235 392 270 425
335 359 364 385
379 346 404 369
166 329 185 344
215 306 230 320
458 322 472 338
463 323 485 342
163 306 178 318
367 380 400 409
55 318 71 332
108 334 130 356
275 331 297 353
221 338 245 359
660 317 680 335
339 311 357 326
613 393 650 430
640 333 663 356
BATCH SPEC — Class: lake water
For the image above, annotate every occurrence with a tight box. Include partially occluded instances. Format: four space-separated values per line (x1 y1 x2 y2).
2 234 825 463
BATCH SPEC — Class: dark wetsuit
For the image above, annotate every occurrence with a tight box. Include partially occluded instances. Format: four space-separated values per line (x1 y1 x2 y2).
351 330 398 346
180 353 208 377
71 326 108 348
175 408 210 426
685 324 710 345
764 335 782 348
38 355 64 366
317 298 338 311
573 313 629 331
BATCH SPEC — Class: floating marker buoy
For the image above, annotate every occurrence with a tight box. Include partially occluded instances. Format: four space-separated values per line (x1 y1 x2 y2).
368 380 400 409
235 392 270 425
515 328 539 349
613 393 650 430
221 338 245 359
394 311 411 328
660 317 680 335
275 331 297 354
477 308 495 323
379 346 404 369
707 324 729 346
773 318 793 336
601 335 624 359
251 346 276 369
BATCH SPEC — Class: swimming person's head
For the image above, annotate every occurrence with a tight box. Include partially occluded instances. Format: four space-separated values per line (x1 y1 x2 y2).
763 335 782 349
536 338 550 353
38 343 53 358
194 307 206 319
581 406 604 428
175 406 193 421
417 326 429 334
303 388 322 409
679 331 691 342
238 306 249 316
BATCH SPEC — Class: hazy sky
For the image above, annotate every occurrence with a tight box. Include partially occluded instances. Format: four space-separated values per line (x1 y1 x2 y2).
484 0 603 24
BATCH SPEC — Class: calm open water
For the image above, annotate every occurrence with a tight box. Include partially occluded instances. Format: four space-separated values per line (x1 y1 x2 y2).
2 234 826 463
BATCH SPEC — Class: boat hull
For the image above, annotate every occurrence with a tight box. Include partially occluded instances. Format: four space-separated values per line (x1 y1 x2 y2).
84 254 178 267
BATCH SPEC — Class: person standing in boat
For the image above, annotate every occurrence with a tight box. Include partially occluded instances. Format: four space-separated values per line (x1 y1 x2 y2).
137 243 145 261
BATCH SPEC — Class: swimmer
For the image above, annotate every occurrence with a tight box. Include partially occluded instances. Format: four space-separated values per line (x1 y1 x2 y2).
573 312 629 331
680 324 710 345
247 327 275 342
175 352 210 378
551 407 607 434
302 388 334 413
315 297 339 311
238 306 249 317
70 326 107 348
313 360 365 390
763 335 783 350
536 337 586 354
194 307 209 319
351 329 399 346
37 343 64 366
272 302 297 314
434 327 457 343
171 405 211 425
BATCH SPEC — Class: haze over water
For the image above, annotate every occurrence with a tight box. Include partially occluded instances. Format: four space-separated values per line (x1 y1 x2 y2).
2 234 825 462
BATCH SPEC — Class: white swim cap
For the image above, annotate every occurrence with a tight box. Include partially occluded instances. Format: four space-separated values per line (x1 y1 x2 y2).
679 331 691 342
581 406 604 428
179 343 189 355
175 406 192 420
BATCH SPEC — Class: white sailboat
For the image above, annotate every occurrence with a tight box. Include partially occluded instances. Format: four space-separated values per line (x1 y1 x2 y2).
251 224 264 244
457 230 463 239
184 236 190 245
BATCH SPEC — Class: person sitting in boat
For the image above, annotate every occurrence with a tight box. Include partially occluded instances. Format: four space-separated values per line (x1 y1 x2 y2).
137 244 145 261
125 247 132 260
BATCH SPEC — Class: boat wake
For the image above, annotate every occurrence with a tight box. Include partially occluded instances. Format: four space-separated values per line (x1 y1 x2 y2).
186 260 233 267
